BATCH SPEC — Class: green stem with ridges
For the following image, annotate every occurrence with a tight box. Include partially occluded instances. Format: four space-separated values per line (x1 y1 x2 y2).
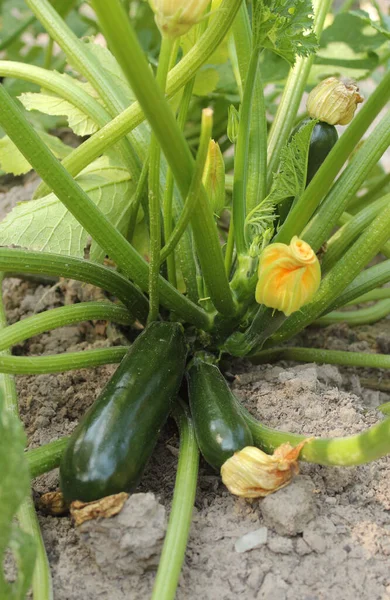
0 86 211 331
345 288 390 306
0 61 137 180
322 193 390 273
151 401 199 600
0 303 132 352
328 261 390 312
0 248 148 321
148 36 174 323
302 114 390 251
270 199 390 345
348 172 390 213
233 48 261 255
0 276 53 600
316 299 390 326
274 70 390 244
160 109 213 265
24 0 141 176
266 0 333 183
27 438 69 479
91 0 236 317
127 156 149 242
34 0 242 201
0 346 128 375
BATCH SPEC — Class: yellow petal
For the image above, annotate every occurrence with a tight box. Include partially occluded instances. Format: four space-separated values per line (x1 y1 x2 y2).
307 77 363 126
221 440 311 499
256 237 321 316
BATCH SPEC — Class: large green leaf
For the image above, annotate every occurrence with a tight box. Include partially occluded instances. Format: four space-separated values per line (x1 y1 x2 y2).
0 130 72 176
0 157 136 262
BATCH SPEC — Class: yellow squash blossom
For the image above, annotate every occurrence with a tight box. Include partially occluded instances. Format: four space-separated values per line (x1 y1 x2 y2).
149 0 210 38
307 77 363 126
255 236 321 316
221 440 311 499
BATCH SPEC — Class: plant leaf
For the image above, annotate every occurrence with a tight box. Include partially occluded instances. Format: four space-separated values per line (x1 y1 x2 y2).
252 0 318 65
20 92 99 136
0 157 136 262
0 389 36 600
0 131 72 176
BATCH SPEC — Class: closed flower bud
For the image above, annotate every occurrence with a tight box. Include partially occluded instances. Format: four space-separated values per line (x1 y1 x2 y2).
149 0 210 38
255 236 321 316
221 440 311 498
203 140 226 217
307 77 363 126
227 105 240 144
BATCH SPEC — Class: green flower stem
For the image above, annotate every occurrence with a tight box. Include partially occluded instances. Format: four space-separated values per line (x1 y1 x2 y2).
0 61 137 179
34 0 242 201
266 0 333 182
316 299 390 327
302 114 390 251
0 15 36 51
160 109 213 266
24 0 141 176
348 172 390 213
163 78 196 293
91 0 236 317
151 401 199 600
345 288 390 305
0 86 211 331
239 401 390 467
232 3 267 213
0 276 53 600
233 48 262 255
275 70 390 244
0 303 132 353
224 305 286 357
27 438 69 479
0 248 148 322
322 193 390 273
148 36 175 323
328 260 390 312
0 346 127 375
269 197 390 345
127 156 149 242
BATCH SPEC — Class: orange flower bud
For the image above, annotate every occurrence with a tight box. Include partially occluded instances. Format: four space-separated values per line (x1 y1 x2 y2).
307 77 363 126
221 440 311 498
255 236 321 316
149 0 210 38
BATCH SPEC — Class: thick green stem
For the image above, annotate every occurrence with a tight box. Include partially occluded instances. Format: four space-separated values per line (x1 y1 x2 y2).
91 0 236 316
0 248 148 321
160 109 213 265
328 261 390 312
0 303 132 352
27 438 69 479
148 37 174 323
0 346 127 375
267 0 333 181
316 299 390 326
322 193 390 273
151 401 199 600
275 70 390 244
303 114 390 251
0 277 53 600
0 86 211 330
233 48 261 255
33 0 242 238
345 288 390 305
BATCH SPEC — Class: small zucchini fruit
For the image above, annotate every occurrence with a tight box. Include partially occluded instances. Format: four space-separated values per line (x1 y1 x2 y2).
60 321 187 502
294 117 339 185
187 357 253 470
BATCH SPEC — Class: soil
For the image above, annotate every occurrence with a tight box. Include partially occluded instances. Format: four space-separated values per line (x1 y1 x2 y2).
2 180 390 600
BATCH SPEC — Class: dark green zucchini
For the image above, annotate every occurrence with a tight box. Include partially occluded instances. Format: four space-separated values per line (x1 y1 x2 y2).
187 357 253 470
60 322 187 502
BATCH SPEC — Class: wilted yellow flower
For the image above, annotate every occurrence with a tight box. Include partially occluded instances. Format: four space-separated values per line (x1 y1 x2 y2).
307 77 363 126
203 140 225 216
221 440 311 498
149 0 210 38
255 236 321 316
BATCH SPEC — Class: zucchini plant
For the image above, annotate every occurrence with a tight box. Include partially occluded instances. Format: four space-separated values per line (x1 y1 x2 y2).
0 0 389 598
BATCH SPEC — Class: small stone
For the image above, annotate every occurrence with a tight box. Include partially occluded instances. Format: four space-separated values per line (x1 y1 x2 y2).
267 535 294 554
260 477 317 536
303 529 327 553
295 537 312 556
234 527 268 553
257 572 288 600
